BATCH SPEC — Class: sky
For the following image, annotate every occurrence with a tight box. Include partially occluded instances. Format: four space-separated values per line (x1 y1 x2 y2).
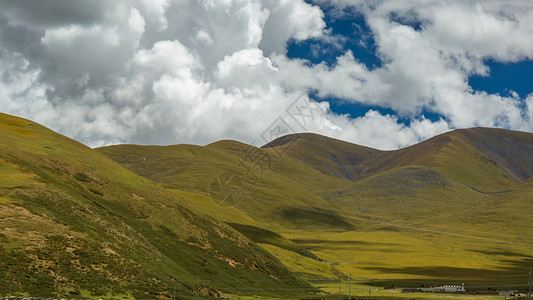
1 0 533 150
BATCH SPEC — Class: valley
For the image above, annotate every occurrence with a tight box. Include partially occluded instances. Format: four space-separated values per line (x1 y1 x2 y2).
1 112 532 299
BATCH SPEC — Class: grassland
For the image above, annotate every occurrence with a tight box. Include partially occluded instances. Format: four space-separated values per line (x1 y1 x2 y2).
0 113 315 299
99 128 533 298
1 110 531 299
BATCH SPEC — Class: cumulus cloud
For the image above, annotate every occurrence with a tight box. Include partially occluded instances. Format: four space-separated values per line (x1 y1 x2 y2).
0 0 113 29
0 0 532 150
287 0 533 130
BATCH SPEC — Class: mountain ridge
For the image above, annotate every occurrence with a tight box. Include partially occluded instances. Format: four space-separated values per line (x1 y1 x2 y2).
3 111 533 297
0 112 313 299
258 128 527 192
98 125 533 292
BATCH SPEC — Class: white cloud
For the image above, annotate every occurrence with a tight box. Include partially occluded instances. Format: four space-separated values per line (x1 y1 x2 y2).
216 48 278 91
0 50 48 117
260 0 326 54
136 0 169 31
423 2 533 62
128 8 146 36
279 0 533 131
0 0 532 150
194 29 214 46
133 39 201 74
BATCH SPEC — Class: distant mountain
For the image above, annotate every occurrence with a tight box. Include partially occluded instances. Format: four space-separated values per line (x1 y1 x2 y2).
0 113 312 299
263 128 531 192
2 110 531 298
98 138 357 232
457 127 533 181
262 132 380 180
99 127 533 292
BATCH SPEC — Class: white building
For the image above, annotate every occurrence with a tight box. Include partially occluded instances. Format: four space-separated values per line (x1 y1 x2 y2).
440 283 465 292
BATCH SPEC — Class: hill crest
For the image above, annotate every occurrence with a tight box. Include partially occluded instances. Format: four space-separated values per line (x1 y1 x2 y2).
258 128 533 185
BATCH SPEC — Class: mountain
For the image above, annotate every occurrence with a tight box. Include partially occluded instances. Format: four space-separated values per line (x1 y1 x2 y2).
0 113 314 299
97 140 355 232
458 127 533 181
99 127 533 294
262 132 381 180
263 129 520 191
2 110 532 298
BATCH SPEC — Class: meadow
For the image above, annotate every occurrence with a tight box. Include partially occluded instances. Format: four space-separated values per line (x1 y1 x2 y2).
1 112 531 299
100 130 533 298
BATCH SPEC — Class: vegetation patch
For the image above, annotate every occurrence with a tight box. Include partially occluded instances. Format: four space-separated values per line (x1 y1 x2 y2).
73 172 92 183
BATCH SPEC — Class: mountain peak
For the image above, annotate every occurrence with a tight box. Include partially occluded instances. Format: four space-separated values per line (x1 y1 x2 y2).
260 132 306 149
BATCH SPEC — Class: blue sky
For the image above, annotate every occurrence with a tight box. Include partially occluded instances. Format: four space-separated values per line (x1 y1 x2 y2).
288 1 533 126
469 60 533 98
1 1 533 149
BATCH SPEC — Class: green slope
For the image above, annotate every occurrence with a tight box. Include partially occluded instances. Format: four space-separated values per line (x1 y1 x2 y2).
264 130 517 192
325 165 485 219
457 127 533 181
0 113 314 299
99 127 533 295
262 133 381 180
263 129 531 237
98 140 356 232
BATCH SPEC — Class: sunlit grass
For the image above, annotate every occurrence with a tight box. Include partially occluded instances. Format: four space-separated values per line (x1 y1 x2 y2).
0 113 312 299
98 129 533 298
4 112 530 298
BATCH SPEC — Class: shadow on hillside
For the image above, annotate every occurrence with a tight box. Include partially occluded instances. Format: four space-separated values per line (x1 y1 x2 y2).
290 239 400 250
361 261 532 290
470 249 533 259
278 207 356 231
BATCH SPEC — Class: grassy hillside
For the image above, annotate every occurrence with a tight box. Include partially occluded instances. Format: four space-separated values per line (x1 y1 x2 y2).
262 133 381 180
264 130 517 192
0 113 315 299
99 127 533 297
98 141 355 232
458 127 533 181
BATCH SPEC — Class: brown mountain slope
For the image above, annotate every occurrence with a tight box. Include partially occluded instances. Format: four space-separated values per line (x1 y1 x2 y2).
457 127 533 181
0 113 313 299
97 127 533 292
262 132 383 180
97 140 354 232
262 128 529 192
